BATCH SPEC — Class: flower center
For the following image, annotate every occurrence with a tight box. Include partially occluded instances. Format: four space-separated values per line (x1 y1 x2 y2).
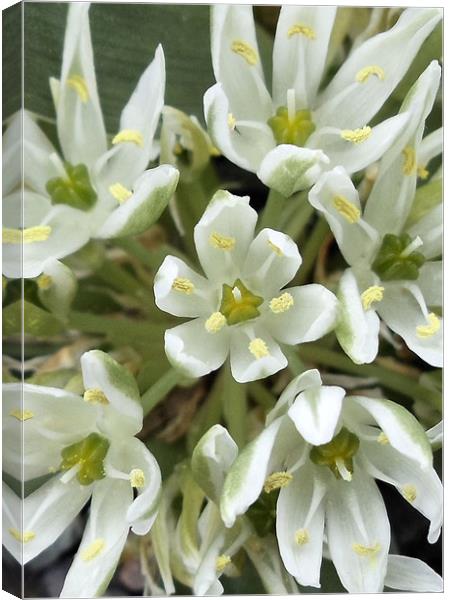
60 432 110 486
268 89 315 147
219 279 263 326
309 427 360 481
371 233 426 281
46 162 97 211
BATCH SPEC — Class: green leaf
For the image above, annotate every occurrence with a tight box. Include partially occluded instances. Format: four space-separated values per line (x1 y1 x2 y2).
3 300 64 337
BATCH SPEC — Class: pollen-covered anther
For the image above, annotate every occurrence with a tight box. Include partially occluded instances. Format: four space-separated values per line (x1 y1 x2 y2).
294 528 310 545
209 231 236 250
401 484 417 503
84 388 109 405
205 312 227 334
352 542 381 557
67 74 89 102
9 528 35 543
130 468 146 488
288 23 316 39
249 338 270 360
268 239 284 256
264 471 293 493
231 40 258 65
356 65 385 83
361 285 385 310
3 226 52 244
377 432 389 445
9 409 34 421
37 274 53 290
172 277 195 294
112 129 144 147
416 313 440 338
402 146 417 175
340 126 372 144
81 539 106 562
227 113 237 130
269 292 294 314
216 554 232 572
417 165 429 180
333 195 361 223
109 182 133 203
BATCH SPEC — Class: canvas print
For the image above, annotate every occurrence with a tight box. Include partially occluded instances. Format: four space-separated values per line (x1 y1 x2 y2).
2 2 443 597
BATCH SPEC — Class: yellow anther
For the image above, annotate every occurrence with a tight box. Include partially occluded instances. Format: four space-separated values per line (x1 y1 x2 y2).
356 66 385 83
112 129 144 147
216 554 232 572
83 388 109 405
295 528 310 546
130 468 146 489
264 471 293 493
332 195 361 224
352 542 381 557
269 292 294 314
81 539 105 562
67 74 89 102
288 23 316 40
227 113 237 130
172 277 195 294
417 165 429 180
361 285 385 310
402 146 417 176
416 313 440 338
205 312 227 334
401 484 417 503
209 232 236 251
9 528 35 543
231 40 258 65
268 239 284 256
249 338 270 360
3 226 52 244
37 274 53 290
377 432 389 445
9 409 34 421
340 126 372 144
109 182 133 204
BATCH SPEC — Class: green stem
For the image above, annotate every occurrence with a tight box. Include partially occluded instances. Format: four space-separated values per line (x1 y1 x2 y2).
258 189 287 231
283 346 306 377
96 260 143 296
116 238 192 272
284 202 314 241
187 372 224 453
68 311 166 341
222 362 247 448
248 381 277 410
294 218 329 285
141 368 182 415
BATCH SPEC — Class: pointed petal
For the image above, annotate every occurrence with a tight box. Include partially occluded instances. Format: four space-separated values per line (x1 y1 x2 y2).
418 127 442 167
385 555 443 592
2 111 22 195
38 258 77 319
416 261 442 306
407 203 442 259
245 534 300 594
23 110 59 195
2 482 22 563
266 369 323 425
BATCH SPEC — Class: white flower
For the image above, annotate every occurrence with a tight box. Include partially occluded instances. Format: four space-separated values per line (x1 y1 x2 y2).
154 190 338 383
2 350 161 598
220 370 442 592
309 62 442 367
2 3 179 279
204 6 441 196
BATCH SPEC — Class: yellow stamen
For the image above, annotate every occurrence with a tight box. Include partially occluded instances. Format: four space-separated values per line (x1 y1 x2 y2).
356 65 385 83
205 312 227 334
340 126 372 144
377 432 389 445
130 468 146 489
83 388 109 405
109 182 133 204
360 285 385 310
288 23 316 40
332 195 361 224
3 226 52 244
209 232 236 251
249 338 270 360
269 292 294 314
227 113 237 130
352 542 381 557
294 528 310 545
417 165 429 180
81 539 105 562
37 274 53 290
9 409 34 421
416 313 440 338
264 471 293 493
268 239 284 256
216 554 232 572
67 74 89 103
112 129 144 147
9 528 35 543
172 277 195 294
402 146 417 176
231 40 258 65
401 484 417 503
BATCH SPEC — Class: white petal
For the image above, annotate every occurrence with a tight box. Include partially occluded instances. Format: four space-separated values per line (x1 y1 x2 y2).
56 3 107 167
385 555 442 592
426 420 442 447
193 190 258 284
193 529 226 596
2 482 22 563
154 255 217 318
23 110 59 195
418 127 442 167
258 144 329 197
81 350 143 438
38 258 77 319
273 6 336 109
60 478 133 598
165 318 230 379
326 469 390 593
266 369 323 425
416 261 442 306
2 111 22 195
407 203 442 259
241 228 301 297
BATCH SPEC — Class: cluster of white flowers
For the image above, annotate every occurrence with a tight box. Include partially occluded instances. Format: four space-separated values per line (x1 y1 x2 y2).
2 3 443 598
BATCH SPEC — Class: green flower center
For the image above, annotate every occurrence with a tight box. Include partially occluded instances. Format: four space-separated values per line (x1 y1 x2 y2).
268 106 315 147
310 427 360 481
60 432 110 486
219 279 263 325
46 162 97 211
371 233 426 281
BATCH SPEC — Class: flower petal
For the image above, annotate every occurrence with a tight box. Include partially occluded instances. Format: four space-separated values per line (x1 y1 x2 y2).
23 110 59 195
418 127 442 168
416 261 442 306
38 258 78 319
3 111 22 195
407 203 442 259
385 555 443 592
2 483 22 563
266 369 323 425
